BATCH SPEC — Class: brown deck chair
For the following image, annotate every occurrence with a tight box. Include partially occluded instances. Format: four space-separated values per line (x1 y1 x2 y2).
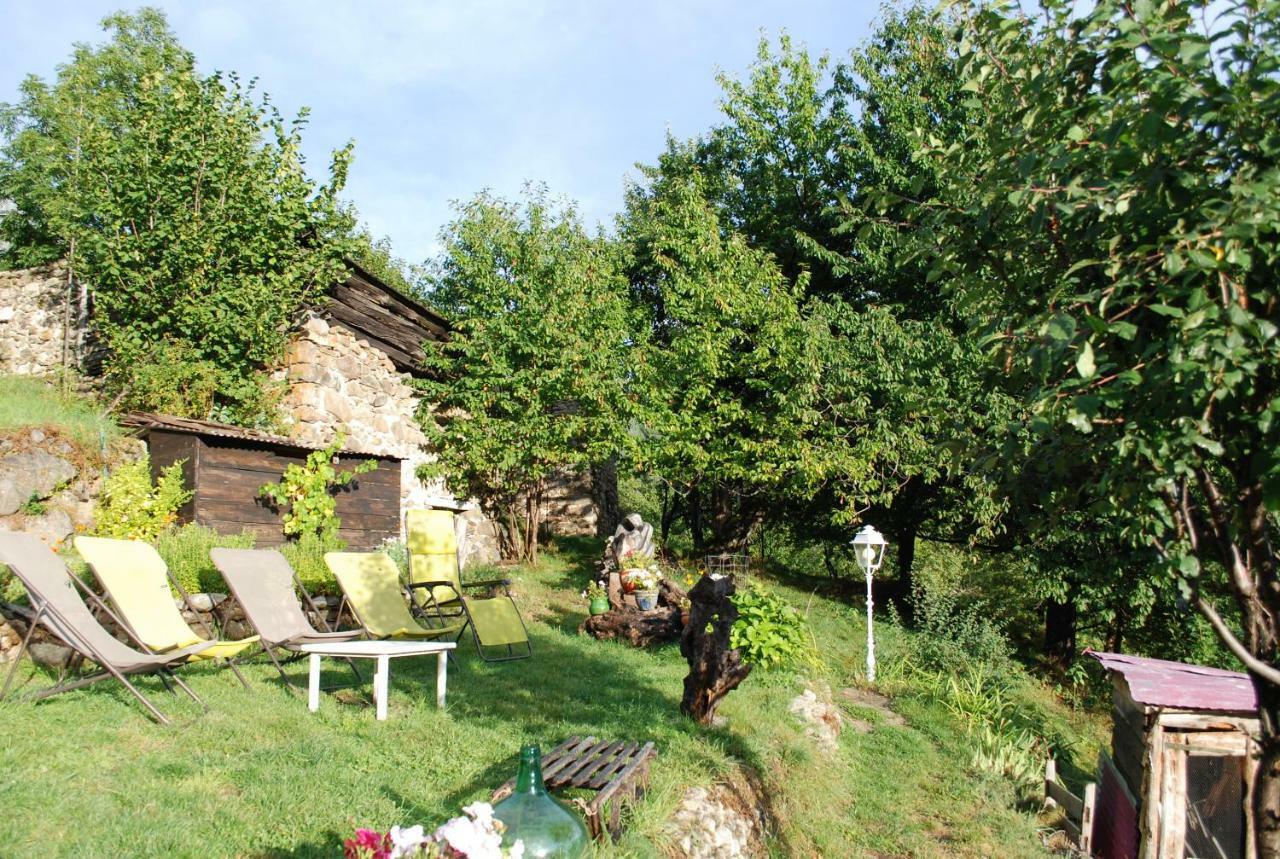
210 548 364 690
0 532 214 725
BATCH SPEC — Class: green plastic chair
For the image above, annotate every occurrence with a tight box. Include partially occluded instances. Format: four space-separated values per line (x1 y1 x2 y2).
324 551 463 641
405 509 531 662
74 536 260 688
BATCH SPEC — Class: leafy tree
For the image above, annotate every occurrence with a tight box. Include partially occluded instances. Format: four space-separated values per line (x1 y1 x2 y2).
896 1 1280 847
0 9 354 425
418 188 634 563
621 170 827 551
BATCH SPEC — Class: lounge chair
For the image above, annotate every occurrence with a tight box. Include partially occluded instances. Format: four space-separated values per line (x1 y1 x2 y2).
74 536 260 688
324 551 464 641
209 547 363 690
0 532 213 724
406 509 531 662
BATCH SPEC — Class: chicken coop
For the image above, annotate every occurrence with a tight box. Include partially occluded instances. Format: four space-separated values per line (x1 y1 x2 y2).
1088 650 1262 859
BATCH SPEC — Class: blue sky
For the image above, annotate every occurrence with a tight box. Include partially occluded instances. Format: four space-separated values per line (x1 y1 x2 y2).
1 1 881 264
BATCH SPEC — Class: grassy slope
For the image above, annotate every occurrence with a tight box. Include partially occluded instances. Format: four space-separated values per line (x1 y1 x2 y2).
0 374 119 453
0 538 1104 858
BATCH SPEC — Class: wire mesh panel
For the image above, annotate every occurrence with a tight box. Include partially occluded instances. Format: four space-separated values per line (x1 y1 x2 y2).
1183 754 1245 859
704 553 749 581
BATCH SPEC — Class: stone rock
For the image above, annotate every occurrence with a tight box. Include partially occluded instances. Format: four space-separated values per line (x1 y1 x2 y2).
183 593 227 613
789 687 843 753
0 451 78 515
29 640 74 668
26 509 73 544
665 785 757 858
28 429 45 444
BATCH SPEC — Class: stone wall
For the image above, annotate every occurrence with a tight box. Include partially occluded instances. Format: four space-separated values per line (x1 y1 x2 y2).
274 313 456 542
0 264 91 378
541 467 599 538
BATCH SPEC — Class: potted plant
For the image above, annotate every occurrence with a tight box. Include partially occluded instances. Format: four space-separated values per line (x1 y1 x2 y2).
584 580 609 616
628 564 661 611
618 549 652 593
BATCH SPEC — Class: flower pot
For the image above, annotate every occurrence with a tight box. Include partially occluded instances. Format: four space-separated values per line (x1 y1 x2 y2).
621 569 641 593
589 596 610 616
635 590 659 611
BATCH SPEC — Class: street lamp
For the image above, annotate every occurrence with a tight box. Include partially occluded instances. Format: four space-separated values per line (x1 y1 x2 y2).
852 524 887 683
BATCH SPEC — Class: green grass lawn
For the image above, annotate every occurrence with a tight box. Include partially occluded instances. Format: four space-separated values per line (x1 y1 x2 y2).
0 538 1105 858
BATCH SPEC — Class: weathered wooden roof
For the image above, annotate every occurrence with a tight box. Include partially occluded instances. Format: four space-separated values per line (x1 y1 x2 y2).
320 260 448 374
122 412 396 459
1088 649 1258 714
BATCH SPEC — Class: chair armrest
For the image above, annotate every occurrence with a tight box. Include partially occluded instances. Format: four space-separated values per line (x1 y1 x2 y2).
407 580 462 593
462 578 512 593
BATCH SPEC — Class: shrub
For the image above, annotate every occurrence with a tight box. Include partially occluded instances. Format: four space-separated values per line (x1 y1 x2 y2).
908 574 1011 677
730 583 813 669
92 456 192 541
258 432 376 544
281 532 342 597
153 524 255 596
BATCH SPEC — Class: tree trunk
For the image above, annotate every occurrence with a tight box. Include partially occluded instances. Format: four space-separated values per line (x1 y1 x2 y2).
1255 679 1280 859
679 573 751 725
1044 595 1078 668
590 459 620 539
893 521 919 621
688 482 705 552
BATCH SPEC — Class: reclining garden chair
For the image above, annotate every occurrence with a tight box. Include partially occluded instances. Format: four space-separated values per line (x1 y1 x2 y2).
406 509 531 662
210 548 364 690
324 551 464 642
74 536 260 689
0 532 213 724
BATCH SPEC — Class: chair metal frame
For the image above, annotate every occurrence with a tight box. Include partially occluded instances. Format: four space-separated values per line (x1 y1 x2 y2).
0 572 208 725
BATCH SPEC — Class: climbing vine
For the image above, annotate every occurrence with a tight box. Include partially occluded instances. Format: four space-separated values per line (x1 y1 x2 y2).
258 433 376 545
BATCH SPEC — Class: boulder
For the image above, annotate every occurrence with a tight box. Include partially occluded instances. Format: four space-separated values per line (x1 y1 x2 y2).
0 451 77 515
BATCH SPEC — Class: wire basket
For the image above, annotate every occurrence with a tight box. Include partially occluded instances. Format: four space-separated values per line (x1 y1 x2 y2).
703 553 750 582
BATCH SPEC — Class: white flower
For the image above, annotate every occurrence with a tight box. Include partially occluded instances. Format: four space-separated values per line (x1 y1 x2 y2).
507 840 525 859
388 824 428 858
461 801 496 828
435 815 504 858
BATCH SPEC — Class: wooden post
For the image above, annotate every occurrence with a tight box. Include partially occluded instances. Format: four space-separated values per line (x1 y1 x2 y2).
679 574 750 725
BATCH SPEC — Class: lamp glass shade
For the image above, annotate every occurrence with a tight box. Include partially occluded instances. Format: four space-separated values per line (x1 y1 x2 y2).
851 525 886 573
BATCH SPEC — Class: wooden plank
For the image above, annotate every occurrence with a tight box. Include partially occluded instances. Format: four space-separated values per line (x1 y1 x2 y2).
1157 742 1186 859
587 743 643 790
568 741 629 788
1158 712 1261 733
542 737 601 784
1048 778 1085 821
554 740 618 787
592 742 656 808
1164 731 1249 756
324 304 423 369
201 445 399 479
1142 722 1164 859
146 431 201 524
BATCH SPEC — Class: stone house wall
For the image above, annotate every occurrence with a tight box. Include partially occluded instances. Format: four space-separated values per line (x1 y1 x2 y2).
0 264 91 378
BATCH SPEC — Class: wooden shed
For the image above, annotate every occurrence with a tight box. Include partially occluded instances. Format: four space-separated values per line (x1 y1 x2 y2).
124 412 401 550
1088 650 1262 859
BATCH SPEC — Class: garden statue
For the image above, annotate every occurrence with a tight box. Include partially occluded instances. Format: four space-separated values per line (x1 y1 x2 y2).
609 513 654 569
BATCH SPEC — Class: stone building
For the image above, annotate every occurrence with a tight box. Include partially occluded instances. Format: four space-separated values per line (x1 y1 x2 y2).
0 260 610 556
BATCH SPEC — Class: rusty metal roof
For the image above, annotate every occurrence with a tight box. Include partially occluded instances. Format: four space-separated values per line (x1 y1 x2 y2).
1087 649 1258 714
122 412 397 459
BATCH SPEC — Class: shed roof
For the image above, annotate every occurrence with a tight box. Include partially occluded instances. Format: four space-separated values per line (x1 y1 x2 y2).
1087 649 1258 714
122 412 397 459
320 261 449 375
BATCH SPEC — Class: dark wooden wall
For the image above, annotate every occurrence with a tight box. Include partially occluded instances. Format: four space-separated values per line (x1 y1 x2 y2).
146 429 400 549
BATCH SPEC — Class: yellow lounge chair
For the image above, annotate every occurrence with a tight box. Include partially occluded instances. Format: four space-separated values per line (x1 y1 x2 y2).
406 509 531 662
324 551 463 641
74 536 260 687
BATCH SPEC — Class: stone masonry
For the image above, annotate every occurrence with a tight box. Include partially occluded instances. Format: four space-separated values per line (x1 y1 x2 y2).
274 312 445 528
0 264 91 377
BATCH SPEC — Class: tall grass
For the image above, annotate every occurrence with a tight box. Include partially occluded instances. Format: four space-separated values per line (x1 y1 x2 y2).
0 374 119 452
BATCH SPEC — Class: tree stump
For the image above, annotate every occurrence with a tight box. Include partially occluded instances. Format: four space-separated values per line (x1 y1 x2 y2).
680 574 750 725
581 578 687 647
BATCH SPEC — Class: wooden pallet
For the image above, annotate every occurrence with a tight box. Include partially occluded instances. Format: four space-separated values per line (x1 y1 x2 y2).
491 736 657 841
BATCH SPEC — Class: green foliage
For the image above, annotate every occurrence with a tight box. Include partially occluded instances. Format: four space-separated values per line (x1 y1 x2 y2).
0 374 119 454
906 562 1011 677
258 432 375 544
0 9 355 425
92 456 192 542
885 0 1280 696
152 524 254 596
419 187 636 562
280 531 342 597
730 582 812 669
19 493 47 517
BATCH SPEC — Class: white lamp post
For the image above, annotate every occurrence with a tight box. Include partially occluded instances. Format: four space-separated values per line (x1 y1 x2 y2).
852 524 887 683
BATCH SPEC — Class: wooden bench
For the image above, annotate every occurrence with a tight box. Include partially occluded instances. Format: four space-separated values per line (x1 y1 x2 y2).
492 736 657 841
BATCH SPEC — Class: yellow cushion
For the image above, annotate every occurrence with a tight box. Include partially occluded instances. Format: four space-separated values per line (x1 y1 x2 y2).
325 551 459 640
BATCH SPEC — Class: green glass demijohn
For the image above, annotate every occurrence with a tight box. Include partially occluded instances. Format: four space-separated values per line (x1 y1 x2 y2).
493 745 589 858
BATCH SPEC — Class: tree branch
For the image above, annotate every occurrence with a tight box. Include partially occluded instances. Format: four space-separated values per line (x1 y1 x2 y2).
1196 596 1280 686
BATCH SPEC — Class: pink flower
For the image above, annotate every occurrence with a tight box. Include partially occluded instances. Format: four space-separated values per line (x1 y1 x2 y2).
344 828 392 859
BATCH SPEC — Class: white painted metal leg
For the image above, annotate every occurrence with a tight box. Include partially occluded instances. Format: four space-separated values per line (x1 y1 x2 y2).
375 654 389 720
437 650 447 708
308 654 321 713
